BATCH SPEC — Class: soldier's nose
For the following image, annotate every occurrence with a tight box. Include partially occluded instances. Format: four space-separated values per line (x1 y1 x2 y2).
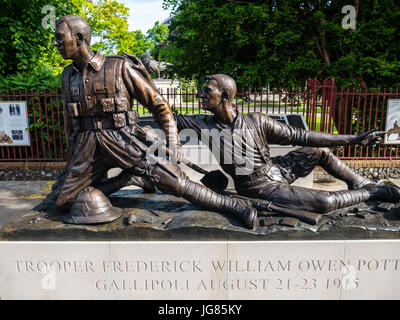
53 40 58 47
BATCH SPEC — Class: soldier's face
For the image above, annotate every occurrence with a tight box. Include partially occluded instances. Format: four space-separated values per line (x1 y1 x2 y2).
54 22 79 60
200 80 222 113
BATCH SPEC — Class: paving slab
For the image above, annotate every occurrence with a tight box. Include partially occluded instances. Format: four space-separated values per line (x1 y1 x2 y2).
0 181 54 228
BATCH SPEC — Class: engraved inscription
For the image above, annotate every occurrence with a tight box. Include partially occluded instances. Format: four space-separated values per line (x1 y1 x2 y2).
2 241 400 299
9 257 400 293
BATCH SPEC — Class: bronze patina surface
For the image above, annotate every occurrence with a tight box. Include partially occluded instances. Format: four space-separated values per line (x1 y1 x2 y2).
48 15 399 231
1 188 400 241
53 15 256 228
174 74 400 214
140 53 170 79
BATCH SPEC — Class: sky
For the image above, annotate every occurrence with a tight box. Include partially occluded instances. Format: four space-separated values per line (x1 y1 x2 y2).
119 0 172 34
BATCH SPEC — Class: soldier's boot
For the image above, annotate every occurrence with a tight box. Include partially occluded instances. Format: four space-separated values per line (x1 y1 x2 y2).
95 169 156 196
138 160 256 229
324 183 400 213
325 189 372 212
363 182 400 203
182 181 257 229
318 148 375 190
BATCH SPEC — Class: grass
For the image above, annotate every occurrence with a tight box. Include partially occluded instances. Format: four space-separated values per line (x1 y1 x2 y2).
132 105 205 115
132 101 338 134
132 100 313 114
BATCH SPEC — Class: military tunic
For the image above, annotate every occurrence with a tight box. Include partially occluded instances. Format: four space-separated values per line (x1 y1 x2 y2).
57 52 184 212
175 111 358 213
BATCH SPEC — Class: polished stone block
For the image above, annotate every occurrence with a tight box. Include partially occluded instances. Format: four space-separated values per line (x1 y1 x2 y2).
1 240 399 300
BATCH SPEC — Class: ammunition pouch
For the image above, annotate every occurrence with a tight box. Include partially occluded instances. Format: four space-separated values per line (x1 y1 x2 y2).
112 113 126 128
100 98 114 113
100 97 129 113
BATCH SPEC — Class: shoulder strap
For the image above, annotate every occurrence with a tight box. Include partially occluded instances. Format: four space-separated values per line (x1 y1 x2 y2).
104 57 118 98
62 65 73 101
121 52 158 91
243 114 269 164
114 58 123 94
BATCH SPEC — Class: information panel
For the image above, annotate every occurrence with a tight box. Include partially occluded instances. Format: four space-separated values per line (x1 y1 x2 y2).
0 101 30 146
385 99 400 144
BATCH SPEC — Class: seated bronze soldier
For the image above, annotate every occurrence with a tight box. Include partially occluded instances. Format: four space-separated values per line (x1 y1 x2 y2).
174 74 400 213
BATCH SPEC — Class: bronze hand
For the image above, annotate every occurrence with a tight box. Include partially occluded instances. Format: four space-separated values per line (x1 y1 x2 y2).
357 128 385 147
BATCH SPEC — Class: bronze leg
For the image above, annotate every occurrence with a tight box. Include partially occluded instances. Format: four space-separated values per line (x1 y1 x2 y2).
129 159 257 229
56 151 109 213
278 147 375 189
94 169 156 196
313 147 375 189
252 181 371 213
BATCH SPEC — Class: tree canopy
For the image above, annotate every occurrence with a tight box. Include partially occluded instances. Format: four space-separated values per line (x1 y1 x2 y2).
4 0 399 90
73 0 151 56
146 21 169 59
0 0 73 76
161 0 400 88
0 0 167 90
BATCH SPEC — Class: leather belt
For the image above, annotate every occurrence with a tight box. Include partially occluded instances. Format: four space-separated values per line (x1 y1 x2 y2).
80 117 115 131
76 110 139 131
234 162 272 184
248 161 288 184
248 162 272 180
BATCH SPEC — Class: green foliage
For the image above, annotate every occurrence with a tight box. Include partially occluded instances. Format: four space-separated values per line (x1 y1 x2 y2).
0 0 74 76
0 64 62 91
73 0 151 56
0 0 73 90
0 0 167 156
162 0 400 89
145 21 169 58
0 0 156 91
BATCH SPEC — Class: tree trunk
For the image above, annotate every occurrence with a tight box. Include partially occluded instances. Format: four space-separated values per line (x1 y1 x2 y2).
319 27 331 65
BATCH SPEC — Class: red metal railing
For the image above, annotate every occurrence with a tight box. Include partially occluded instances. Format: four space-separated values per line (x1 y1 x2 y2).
0 89 65 161
308 80 399 159
333 87 400 159
0 80 399 161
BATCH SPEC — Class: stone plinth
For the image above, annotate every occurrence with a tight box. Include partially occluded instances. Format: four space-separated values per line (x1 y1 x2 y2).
1 240 400 299
1 188 400 300
1 188 400 241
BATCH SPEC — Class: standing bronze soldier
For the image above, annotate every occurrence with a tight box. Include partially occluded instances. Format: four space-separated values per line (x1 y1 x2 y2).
175 74 400 213
54 16 256 228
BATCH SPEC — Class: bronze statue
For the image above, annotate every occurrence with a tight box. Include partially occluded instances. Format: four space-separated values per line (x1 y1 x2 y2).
53 16 257 228
174 74 400 213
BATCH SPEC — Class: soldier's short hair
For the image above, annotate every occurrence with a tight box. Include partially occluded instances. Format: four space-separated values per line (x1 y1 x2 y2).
206 74 237 101
56 15 91 46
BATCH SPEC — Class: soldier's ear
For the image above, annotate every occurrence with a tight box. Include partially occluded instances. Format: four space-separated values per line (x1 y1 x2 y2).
76 33 84 46
221 90 229 102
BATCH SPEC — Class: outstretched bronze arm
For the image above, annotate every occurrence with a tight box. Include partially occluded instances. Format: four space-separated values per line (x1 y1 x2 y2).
304 128 385 147
264 115 385 148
